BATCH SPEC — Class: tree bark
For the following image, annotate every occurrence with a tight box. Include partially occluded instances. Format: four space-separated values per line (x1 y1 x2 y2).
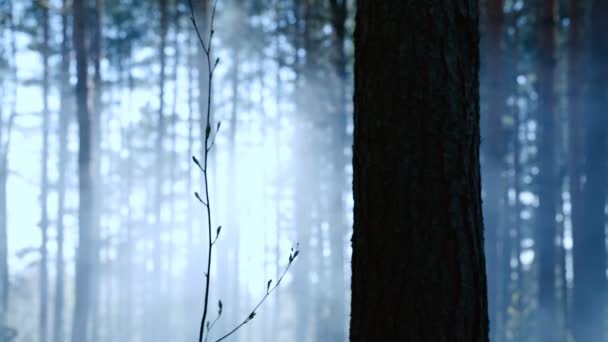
71 0 95 340
351 1 488 341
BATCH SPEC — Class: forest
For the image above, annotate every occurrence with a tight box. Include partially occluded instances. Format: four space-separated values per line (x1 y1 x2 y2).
0 0 607 341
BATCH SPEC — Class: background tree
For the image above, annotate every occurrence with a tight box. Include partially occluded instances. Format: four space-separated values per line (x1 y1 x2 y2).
572 1 608 341
536 1 558 340
71 0 95 340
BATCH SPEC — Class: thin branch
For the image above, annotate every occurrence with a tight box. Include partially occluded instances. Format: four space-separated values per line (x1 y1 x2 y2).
187 0 208 54
214 246 300 342
188 1 299 341
189 0 219 341
204 300 223 342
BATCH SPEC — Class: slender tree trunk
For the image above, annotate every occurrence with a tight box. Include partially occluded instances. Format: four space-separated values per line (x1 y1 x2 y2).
0 152 6 328
167 7 180 335
153 0 168 339
0 0 17 327
0 144 7 330
566 0 583 337
71 0 95 340
328 1 347 340
573 1 608 341
294 1 312 340
272 2 283 334
185 27 197 341
124 71 136 342
90 0 103 340
228 26 241 327
39 4 51 342
53 2 71 341
350 1 488 341
536 1 558 340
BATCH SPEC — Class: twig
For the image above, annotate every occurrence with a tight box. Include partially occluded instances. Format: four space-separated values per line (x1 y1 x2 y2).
188 0 219 341
188 1 299 341
204 300 223 342
213 246 299 342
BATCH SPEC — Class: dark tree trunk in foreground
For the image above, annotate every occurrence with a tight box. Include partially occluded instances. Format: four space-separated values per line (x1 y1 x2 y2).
536 1 558 340
351 1 488 341
573 1 608 341
71 0 94 340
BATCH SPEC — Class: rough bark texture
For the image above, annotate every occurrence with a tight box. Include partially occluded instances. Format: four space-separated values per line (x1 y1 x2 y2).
71 0 94 340
536 1 558 340
351 1 488 341
572 1 608 341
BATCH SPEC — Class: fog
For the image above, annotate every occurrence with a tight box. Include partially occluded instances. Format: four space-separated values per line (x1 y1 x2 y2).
1 0 607 341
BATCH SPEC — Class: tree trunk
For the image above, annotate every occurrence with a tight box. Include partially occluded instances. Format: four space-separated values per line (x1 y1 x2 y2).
227 12 241 325
350 1 488 341
71 0 95 340
153 0 168 339
53 2 71 341
40 4 51 342
536 1 558 340
272 2 284 334
294 0 313 340
328 1 348 340
0 152 6 328
184 27 197 341
123 73 136 342
566 0 583 337
0 0 17 327
0 143 7 330
89 0 104 340
572 1 608 341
